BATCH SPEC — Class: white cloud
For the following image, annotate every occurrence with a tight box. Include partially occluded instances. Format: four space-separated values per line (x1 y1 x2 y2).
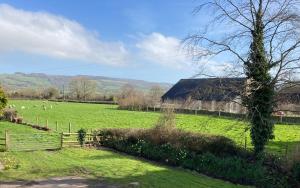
135 32 234 77
136 32 190 69
0 4 129 65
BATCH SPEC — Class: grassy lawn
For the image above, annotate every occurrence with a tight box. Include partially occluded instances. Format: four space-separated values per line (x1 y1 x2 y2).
10 100 300 155
0 121 60 151
0 121 249 187
0 148 248 188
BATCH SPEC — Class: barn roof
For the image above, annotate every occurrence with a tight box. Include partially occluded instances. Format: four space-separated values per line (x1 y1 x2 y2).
161 78 246 102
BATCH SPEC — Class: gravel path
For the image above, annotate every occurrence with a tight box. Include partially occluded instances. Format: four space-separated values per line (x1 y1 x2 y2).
0 176 123 188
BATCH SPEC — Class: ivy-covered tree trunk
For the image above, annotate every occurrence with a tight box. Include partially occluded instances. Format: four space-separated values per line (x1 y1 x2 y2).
244 5 275 155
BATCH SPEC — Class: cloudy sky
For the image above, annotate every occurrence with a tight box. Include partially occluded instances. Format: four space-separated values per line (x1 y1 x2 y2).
0 0 227 83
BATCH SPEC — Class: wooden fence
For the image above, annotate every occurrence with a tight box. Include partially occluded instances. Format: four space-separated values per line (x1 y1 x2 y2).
62 132 93 147
129 106 300 125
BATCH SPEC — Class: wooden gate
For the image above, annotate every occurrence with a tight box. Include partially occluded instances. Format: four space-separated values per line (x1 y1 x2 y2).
62 132 93 147
5 132 61 151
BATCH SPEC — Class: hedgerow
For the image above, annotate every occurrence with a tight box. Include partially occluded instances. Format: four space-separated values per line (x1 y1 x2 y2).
95 127 297 187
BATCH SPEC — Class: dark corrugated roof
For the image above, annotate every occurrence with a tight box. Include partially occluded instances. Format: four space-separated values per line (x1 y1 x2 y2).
162 78 246 101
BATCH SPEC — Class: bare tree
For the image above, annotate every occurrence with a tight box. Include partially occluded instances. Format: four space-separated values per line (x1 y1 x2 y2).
118 84 146 110
69 77 97 101
42 87 59 99
185 0 300 154
147 85 164 107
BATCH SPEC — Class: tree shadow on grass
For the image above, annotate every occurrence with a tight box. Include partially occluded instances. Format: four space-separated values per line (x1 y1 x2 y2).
0 176 120 188
0 152 247 188
0 168 246 188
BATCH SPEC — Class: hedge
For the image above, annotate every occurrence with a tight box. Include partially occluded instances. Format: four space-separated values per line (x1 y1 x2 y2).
95 128 298 188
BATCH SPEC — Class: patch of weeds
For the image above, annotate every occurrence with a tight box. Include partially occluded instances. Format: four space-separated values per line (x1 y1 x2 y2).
0 154 19 170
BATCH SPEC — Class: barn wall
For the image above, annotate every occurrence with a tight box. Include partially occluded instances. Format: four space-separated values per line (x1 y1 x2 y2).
162 99 299 116
162 99 246 114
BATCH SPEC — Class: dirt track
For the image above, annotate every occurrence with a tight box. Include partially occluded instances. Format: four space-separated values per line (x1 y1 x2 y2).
0 176 123 188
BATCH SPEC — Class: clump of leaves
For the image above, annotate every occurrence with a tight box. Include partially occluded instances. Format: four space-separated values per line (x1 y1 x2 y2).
0 86 7 115
77 128 87 147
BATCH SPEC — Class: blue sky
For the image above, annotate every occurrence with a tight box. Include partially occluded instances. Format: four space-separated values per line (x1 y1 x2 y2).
0 0 220 83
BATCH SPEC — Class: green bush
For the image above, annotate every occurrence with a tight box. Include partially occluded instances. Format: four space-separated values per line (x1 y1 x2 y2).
0 87 7 114
77 128 87 147
2 108 17 121
96 128 294 187
292 162 300 182
99 127 246 157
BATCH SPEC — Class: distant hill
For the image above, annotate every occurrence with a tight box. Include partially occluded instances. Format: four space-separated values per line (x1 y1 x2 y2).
0 72 172 94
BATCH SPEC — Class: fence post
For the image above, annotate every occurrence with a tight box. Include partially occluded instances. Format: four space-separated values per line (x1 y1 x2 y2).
60 132 63 149
69 122 72 133
56 121 58 132
5 130 8 151
46 119 48 128
36 116 39 125
244 132 247 149
285 144 288 159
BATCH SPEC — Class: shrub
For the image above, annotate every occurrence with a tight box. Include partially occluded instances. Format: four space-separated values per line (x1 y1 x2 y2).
117 84 149 110
98 127 244 157
0 87 7 114
77 128 87 147
96 126 297 187
12 117 23 124
155 107 176 128
292 162 300 182
2 108 17 121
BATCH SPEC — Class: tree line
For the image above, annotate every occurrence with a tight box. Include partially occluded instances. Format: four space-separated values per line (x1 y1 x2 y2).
4 77 165 105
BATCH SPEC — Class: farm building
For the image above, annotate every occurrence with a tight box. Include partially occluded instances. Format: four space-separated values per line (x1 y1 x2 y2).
162 78 300 115
276 84 300 115
161 78 247 114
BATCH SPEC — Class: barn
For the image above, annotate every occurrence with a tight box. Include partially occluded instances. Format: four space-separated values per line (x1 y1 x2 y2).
162 78 300 115
161 78 247 114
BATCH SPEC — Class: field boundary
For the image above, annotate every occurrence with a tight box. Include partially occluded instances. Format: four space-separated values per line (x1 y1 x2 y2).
62 132 93 147
48 99 117 105
121 107 300 125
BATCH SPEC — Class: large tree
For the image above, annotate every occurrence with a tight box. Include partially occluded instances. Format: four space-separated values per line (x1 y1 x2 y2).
147 85 164 106
69 77 97 101
185 0 300 154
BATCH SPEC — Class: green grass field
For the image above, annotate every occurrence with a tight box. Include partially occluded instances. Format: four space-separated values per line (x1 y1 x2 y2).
0 122 247 188
10 100 300 155
1 99 298 187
